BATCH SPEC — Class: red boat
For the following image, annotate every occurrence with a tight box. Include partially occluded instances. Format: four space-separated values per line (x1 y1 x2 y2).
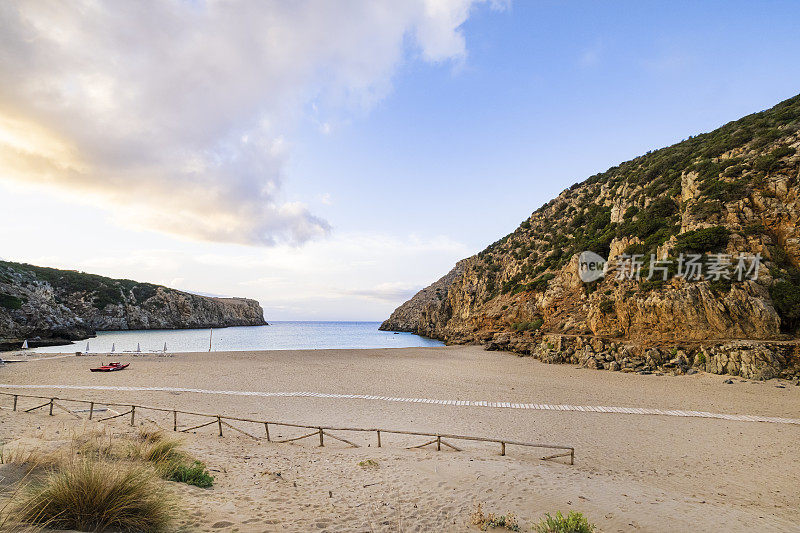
90 362 129 372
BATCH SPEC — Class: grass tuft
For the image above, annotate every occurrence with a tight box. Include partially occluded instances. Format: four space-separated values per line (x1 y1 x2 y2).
130 431 214 487
533 511 595 533
12 458 173 532
168 461 214 488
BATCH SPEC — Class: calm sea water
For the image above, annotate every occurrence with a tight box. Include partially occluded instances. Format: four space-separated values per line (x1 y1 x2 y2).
33 321 443 353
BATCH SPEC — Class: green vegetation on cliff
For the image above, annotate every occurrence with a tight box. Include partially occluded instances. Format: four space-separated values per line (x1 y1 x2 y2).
0 260 267 347
0 261 167 310
383 93 800 344
473 94 800 301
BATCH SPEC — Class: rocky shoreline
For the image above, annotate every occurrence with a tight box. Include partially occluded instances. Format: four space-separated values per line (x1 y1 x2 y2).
484 332 800 380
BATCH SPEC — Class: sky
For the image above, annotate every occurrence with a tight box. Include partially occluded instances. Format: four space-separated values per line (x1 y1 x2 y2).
1 0 800 321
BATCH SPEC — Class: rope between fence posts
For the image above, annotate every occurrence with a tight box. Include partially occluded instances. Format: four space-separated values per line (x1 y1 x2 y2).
0 390 575 461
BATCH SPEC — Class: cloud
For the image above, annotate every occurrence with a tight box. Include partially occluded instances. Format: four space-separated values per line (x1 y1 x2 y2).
195 232 469 273
339 282 423 302
0 0 489 246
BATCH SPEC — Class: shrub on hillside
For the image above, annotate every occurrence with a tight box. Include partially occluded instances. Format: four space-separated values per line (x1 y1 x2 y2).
770 281 800 334
0 293 23 310
511 318 544 332
673 227 729 255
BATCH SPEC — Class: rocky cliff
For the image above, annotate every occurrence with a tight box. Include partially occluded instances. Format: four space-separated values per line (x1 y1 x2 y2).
382 93 800 379
0 261 266 349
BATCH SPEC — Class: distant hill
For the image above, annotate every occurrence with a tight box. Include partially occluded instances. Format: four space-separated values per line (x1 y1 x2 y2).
0 261 266 349
382 93 800 379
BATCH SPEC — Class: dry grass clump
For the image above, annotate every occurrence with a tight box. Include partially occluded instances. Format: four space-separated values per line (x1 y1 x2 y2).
132 431 185 465
131 429 214 487
137 427 165 444
0 444 63 475
2 427 216 531
470 503 520 531
74 429 133 462
12 458 173 532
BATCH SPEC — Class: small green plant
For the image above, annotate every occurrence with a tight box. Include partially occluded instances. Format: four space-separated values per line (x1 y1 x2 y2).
358 459 379 468
168 461 214 488
470 503 520 531
533 511 595 533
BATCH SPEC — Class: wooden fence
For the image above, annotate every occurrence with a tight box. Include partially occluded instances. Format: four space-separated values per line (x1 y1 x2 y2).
0 391 575 464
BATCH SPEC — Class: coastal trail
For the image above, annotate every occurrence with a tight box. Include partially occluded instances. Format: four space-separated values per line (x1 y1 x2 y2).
1 383 797 425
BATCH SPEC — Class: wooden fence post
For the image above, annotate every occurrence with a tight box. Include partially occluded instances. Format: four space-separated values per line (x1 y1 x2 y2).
0 392 576 464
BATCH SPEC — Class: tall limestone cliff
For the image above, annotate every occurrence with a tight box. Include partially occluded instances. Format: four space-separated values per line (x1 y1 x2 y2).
0 261 266 349
382 94 800 379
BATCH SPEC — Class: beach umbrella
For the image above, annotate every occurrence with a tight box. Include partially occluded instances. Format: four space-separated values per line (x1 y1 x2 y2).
21 340 28 349
136 343 141 353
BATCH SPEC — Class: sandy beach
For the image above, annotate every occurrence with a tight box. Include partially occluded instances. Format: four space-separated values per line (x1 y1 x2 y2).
1 346 799 532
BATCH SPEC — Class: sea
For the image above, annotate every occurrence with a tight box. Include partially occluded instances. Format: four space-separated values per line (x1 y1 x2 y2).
32 321 443 353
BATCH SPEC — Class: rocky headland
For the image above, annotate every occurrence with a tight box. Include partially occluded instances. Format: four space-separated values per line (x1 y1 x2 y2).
382 93 800 379
0 261 266 350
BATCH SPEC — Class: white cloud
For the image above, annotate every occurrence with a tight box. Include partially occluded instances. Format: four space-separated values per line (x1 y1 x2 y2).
0 0 489 246
195 232 469 273
339 282 424 302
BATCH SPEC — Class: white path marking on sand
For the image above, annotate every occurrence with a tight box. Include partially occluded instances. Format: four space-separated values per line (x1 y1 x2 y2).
0 383 798 426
